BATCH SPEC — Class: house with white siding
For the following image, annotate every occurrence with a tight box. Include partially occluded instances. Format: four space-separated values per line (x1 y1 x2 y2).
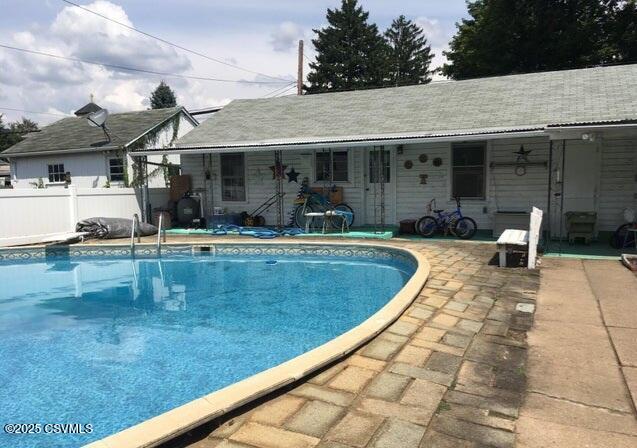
132 64 637 241
3 105 197 189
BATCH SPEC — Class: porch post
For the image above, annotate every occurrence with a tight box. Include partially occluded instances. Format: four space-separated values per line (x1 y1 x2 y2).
557 139 567 255
545 140 553 254
274 150 284 229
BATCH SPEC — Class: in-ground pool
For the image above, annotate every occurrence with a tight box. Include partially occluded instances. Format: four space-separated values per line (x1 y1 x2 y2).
0 244 416 447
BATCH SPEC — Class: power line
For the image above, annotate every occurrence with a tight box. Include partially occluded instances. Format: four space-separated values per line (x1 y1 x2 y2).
0 106 70 117
273 84 298 97
60 0 290 83
260 82 297 98
0 44 291 85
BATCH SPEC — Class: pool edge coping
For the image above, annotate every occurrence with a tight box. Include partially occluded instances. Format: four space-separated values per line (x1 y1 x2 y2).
61 240 430 448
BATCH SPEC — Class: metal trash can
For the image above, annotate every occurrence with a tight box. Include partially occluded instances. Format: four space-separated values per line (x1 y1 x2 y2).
565 212 597 244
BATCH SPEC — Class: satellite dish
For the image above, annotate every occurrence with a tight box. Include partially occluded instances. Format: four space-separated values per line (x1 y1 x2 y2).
87 108 108 127
86 108 111 142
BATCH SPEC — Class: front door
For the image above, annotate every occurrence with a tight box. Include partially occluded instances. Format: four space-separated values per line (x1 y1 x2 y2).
550 140 600 238
364 147 396 226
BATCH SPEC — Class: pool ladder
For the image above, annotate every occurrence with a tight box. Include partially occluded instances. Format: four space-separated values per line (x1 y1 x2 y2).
130 213 167 257
130 214 141 256
156 212 166 255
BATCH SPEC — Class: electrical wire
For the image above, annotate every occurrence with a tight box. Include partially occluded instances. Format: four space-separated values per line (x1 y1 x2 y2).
0 44 291 85
60 0 290 83
260 82 296 98
0 106 70 117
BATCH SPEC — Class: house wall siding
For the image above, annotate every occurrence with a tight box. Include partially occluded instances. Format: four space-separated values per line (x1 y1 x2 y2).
9 113 193 189
180 134 637 234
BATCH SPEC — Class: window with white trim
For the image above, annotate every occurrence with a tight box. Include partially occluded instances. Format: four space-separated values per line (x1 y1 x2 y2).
452 143 486 199
109 157 125 182
315 149 348 182
220 153 246 202
47 163 65 183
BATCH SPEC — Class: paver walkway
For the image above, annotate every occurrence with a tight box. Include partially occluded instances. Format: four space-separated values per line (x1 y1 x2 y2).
517 258 637 447
154 239 539 448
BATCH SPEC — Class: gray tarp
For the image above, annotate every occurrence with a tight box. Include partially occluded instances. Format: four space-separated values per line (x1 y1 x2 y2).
76 217 158 239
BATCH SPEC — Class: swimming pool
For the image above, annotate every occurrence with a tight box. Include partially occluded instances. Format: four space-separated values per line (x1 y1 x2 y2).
0 243 421 447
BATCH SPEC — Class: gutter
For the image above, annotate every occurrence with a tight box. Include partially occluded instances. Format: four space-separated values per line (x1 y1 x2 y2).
131 129 548 156
3 146 120 158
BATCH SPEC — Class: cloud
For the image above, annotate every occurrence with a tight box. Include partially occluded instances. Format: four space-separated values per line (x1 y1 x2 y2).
270 21 305 52
415 16 455 74
50 1 190 74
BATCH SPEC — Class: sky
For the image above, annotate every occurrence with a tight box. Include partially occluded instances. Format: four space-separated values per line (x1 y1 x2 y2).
0 0 469 125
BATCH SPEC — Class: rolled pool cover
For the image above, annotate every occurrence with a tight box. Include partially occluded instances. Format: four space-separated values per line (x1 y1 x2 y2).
76 217 158 239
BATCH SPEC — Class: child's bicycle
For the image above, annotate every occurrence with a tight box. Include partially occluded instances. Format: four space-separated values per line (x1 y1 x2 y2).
292 185 354 230
415 197 478 239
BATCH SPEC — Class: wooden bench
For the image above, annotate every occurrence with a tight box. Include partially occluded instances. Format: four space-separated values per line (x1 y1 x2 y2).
496 207 543 268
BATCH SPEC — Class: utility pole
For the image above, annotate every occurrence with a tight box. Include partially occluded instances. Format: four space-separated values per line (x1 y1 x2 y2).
297 40 304 95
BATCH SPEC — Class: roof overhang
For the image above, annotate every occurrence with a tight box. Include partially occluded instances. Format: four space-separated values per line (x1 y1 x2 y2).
2 146 121 158
132 127 548 156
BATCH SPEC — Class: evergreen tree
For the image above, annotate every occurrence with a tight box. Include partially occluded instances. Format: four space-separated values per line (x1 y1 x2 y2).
385 15 434 86
442 0 613 80
0 116 38 153
149 81 177 109
608 0 637 63
306 0 389 93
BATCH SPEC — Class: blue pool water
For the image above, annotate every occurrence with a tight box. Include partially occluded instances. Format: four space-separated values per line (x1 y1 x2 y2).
0 250 414 447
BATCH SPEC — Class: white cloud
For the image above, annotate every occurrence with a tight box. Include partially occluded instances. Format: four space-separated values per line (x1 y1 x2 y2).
270 21 305 53
415 16 454 75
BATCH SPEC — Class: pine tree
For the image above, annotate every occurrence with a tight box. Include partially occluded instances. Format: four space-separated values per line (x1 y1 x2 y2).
385 15 434 86
149 81 177 109
306 0 389 93
442 0 613 80
608 0 637 63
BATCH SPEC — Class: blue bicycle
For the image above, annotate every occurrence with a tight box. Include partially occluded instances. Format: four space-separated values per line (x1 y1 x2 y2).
416 197 477 239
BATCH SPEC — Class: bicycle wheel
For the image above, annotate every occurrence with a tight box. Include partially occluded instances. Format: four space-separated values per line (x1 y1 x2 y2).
330 203 355 229
415 216 438 237
611 223 637 249
453 217 477 239
293 204 313 228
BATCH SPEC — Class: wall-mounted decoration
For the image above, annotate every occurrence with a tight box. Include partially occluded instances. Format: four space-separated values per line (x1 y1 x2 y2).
489 144 547 176
419 154 428 163
286 167 300 183
404 160 413 169
269 162 287 180
514 145 532 163
419 174 429 184
433 157 442 167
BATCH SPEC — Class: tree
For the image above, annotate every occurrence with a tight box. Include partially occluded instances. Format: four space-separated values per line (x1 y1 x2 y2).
385 15 434 86
0 116 38 153
149 81 177 109
442 0 614 80
306 0 389 93
607 0 637 63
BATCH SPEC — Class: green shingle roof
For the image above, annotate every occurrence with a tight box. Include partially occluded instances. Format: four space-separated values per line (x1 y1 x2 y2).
3 106 184 156
175 64 637 150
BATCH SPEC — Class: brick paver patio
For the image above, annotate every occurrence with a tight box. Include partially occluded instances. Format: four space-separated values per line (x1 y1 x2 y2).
156 239 539 448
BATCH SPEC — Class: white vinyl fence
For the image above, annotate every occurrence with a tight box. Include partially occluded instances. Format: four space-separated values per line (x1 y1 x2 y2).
0 187 169 244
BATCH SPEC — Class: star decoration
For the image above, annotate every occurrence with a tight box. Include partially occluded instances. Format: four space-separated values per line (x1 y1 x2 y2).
286 168 300 183
269 163 287 180
514 145 533 162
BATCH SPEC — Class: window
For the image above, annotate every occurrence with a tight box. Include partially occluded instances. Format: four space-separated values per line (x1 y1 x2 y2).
315 150 348 182
368 149 391 183
109 158 125 182
220 153 246 201
452 143 486 199
47 163 65 183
